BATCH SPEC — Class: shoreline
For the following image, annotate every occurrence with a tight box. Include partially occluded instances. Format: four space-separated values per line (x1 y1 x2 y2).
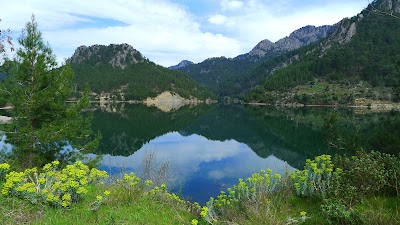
245 102 400 111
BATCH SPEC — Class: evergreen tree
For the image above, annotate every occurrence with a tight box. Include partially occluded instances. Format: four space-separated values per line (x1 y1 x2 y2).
4 15 98 168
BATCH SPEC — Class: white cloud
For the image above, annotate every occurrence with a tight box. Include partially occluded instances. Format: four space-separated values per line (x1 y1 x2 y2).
0 0 369 66
99 132 294 189
221 0 244 11
209 0 367 53
0 0 241 66
208 14 228 25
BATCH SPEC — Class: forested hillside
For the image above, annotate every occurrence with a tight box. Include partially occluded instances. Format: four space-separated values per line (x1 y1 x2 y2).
178 25 335 97
246 1 400 104
69 44 215 101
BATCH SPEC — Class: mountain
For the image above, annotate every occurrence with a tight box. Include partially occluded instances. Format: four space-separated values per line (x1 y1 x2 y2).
169 60 194 70
246 0 400 105
68 43 215 101
178 25 336 97
239 25 334 60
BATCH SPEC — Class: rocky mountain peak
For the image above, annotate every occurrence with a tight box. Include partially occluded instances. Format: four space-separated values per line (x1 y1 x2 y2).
169 60 194 70
68 43 146 69
248 25 335 58
374 0 400 13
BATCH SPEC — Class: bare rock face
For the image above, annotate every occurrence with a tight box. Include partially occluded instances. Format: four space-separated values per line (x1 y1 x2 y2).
329 19 358 44
68 43 146 69
0 115 12 124
378 0 400 13
146 91 186 112
249 25 335 58
146 91 201 112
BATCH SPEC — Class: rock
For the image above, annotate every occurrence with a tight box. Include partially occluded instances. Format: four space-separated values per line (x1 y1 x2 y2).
0 116 12 124
146 91 200 112
248 25 335 58
68 43 146 69
379 0 400 13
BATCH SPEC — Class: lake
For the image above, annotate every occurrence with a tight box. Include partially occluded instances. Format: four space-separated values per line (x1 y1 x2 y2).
2 103 394 204
90 103 336 204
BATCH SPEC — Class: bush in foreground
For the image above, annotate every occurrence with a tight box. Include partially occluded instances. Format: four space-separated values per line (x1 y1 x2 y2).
0 151 399 225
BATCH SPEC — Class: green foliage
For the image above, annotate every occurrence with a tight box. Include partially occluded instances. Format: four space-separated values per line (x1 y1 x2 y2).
333 151 400 202
290 155 340 198
3 15 98 168
178 56 261 97
70 46 215 100
0 155 398 224
0 162 10 181
203 169 284 223
1 160 108 208
247 9 400 103
321 199 362 225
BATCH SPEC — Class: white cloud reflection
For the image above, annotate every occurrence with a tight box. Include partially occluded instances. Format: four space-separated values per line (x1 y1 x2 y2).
100 132 294 190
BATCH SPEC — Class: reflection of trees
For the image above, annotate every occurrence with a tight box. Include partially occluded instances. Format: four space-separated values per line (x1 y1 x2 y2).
92 103 398 169
181 105 329 168
91 104 214 156
93 104 333 169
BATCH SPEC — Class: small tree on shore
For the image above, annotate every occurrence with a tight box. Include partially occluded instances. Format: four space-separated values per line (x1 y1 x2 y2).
3 15 98 168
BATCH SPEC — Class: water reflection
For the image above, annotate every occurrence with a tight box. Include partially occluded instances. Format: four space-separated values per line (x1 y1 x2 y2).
89 104 337 202
100 132 293 203
0 135 12 154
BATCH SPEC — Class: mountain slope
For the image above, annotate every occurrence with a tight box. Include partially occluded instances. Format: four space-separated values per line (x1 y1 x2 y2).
178 25 336 97
68 44 215 101
169 60 194 70
246 0 400 104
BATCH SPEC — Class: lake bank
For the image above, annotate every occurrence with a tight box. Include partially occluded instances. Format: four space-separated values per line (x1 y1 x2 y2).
246 102 400 111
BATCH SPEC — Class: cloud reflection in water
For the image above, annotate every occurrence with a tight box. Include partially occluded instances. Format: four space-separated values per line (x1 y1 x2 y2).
99 131 294 203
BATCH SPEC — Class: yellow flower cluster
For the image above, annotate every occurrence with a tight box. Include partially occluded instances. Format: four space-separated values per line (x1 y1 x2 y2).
209 168 282 214
0 163 10 171
200 206 209 218
290 154 341 197
90 189 111 211
122 172 141 189
1 161 109 208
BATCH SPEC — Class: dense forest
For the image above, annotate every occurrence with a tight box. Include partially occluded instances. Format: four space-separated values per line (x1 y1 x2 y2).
177 26 335 98
177 56 259 97
69 44 215 101
246 5 400 104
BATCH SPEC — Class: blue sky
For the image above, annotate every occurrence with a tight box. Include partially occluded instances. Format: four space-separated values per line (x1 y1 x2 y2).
1 0 368 66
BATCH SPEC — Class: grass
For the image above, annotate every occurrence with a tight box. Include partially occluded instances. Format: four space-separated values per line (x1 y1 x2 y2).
0 183 195 225
1 154 399 225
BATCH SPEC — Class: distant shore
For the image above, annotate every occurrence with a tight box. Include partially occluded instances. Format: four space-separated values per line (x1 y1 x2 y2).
246 102 400 111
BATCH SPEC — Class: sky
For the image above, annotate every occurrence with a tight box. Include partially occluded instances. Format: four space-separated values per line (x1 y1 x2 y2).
0 0 369 67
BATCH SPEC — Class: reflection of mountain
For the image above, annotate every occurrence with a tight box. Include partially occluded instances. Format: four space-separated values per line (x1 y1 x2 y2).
92 104 215 156
180 105 329 168
92 103 331 168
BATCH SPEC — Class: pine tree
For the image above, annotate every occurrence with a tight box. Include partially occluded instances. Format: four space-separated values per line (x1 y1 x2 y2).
4 15 98 168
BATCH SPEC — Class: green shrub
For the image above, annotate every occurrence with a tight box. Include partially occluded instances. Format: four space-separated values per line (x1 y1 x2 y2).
203 169 283 223
1 161 108 207
0 162 10 181
321 199 362 225
334 151 400 200
290 155 341 198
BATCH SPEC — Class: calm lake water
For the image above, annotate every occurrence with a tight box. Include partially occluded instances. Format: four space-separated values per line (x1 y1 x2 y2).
90 103 335 203
1 104 392 204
